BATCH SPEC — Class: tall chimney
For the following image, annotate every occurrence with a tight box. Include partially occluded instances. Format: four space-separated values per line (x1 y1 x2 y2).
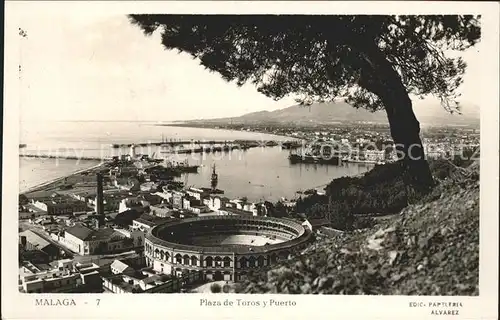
96 173 104 227
20 235 27 249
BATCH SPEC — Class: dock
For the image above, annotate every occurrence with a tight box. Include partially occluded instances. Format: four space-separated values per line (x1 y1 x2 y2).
111 139 295 148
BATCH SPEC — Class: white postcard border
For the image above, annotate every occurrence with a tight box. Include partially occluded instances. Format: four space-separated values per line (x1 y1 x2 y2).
2 1 499 320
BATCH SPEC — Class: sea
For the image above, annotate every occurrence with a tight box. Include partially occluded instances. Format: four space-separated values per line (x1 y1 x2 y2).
19 121 374 202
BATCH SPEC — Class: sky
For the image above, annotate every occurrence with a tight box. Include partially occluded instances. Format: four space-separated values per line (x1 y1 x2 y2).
18 14 481 122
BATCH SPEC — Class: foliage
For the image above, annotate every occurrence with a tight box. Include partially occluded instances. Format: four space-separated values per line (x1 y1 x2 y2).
129 15 480 112
451 146 479 168
241 162 480 295
210 283 222 293
294 160 460 230
129 14 480 191
265 200 290 218
297 162 407 215
19 194 29 205
137 174 146 184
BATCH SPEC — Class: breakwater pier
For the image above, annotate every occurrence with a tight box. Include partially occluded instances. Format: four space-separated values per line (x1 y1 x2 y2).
111 139 302 149
20 154 107 161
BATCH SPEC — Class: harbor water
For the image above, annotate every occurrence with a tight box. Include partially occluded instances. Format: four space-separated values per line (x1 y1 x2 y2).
19 121 374 201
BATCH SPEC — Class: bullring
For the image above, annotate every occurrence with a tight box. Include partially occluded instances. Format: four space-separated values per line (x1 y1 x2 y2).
144 215 313 282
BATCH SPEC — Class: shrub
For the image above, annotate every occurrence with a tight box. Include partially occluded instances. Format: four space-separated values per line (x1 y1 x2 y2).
210 283 222 293
222 284 231 293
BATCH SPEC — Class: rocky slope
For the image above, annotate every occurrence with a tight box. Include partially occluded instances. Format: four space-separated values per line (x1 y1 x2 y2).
239 161 480 295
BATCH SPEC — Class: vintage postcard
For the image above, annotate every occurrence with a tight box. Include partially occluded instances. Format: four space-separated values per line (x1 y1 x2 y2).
2 1 499 319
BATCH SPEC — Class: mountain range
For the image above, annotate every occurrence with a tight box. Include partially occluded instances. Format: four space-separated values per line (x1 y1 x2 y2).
183 101 480 127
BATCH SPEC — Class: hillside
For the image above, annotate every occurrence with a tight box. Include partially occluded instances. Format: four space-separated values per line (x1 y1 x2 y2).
184 101 479 127
238 161 480 295
233 101 388 124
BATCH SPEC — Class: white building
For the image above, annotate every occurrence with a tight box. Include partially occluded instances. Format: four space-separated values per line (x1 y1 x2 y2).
32 200 48 212
140 182 158 192
204 196 223 211
20 260 80 293
229 199 244 210
154 191 171 202
110 260 135 275
149 204 173 218
102 271 180 294
186 187 205 201
118 197 147 213
62 225 110 256
19 259 100 293
62 224 143 256
363 150 386 161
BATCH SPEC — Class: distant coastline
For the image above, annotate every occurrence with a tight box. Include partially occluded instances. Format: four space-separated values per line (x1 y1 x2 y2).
153 122 298 140
156 119 479 130
155 99 480 129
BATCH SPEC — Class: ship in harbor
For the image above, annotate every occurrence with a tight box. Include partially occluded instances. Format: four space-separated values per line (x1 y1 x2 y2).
143 159 199 179
199 163 224 194
164 159 199 173
288 152 341 165
288 144 341 165
281 141 302 150
161 180 185 191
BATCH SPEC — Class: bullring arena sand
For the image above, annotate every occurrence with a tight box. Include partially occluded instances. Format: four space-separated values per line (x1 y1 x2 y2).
186 234 285 247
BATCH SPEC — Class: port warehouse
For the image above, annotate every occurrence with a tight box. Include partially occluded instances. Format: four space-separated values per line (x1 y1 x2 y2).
145 215 313 282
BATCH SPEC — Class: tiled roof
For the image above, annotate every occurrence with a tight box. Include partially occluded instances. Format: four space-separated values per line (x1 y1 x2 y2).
140 193 162 204
19 249 49 263
65 225 94 241
89 228 116 241
66 225 119 242
111 260 132 274
19 230 51 249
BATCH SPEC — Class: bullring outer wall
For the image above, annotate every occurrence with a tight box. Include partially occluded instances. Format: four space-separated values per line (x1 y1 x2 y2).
144 215 313 282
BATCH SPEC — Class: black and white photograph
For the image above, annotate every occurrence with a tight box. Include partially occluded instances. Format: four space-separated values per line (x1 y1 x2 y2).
2 2 498 320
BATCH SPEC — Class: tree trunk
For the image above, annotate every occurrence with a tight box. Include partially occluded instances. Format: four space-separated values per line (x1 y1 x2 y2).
354 41 435 199
381 86 435 199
